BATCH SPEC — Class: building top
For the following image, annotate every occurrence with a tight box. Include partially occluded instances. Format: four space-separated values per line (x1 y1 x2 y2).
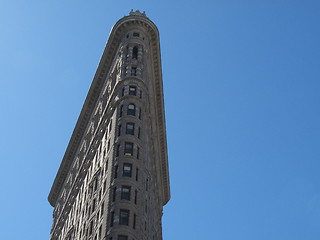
48 12 170 207
129 9 147 17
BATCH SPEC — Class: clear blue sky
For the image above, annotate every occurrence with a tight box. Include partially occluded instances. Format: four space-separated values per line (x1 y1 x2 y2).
0 1 320 239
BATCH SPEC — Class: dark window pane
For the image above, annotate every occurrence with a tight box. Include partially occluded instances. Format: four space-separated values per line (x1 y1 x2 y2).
116 144 120 157
124 142 133 156
118 125 121 136
126 123 134 135
110 211 114 227
121 186 131 200
112 187 116 202
129 86 137 96
127 104 135 116
119 105 123 117
114 165 118 179
132 46 138 59
131 67 137 76
119 210 129 225
123 164 132 177
118 235 128 240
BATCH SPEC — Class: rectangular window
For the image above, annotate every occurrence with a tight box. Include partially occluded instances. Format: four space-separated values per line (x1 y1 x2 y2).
110 211 114 227
112 187 116 202
119 105 123 117
119 209 129 225
118 235 128 240
118 125 121 136
129 86 137 96
127 104 135 116
138 127 141 139
134 190 137 204
116 144 120 157
126 123 135 135
124 142 133 156
123 164 132 177
114 165 118 179
133 32 140 37
137 147 140 159
133 214 136 229
131 67 137 76
121 186 131 200
135 168 139 181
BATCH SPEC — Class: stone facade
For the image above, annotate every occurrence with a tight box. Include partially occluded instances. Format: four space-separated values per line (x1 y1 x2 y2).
48 10 170 240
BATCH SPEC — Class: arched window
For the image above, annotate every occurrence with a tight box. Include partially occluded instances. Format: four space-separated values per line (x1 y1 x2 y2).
132 46 138 59
127 104 136 116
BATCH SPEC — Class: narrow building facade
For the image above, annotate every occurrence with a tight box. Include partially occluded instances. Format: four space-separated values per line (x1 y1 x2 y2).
48 10 170 240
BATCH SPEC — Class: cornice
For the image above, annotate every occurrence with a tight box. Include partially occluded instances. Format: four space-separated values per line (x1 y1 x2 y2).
48 14 170 207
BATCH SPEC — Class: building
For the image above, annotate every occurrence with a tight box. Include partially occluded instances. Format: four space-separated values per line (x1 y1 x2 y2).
48 10 170 240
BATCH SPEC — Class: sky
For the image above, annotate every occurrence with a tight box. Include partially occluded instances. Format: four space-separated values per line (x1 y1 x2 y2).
0 0 320 239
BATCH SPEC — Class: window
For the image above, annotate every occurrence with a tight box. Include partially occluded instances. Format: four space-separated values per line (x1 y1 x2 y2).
134 190 137 204
121 186 131 200
118 125 121 136
114 165 118 179
135 168 139 181
110 211 114 227
133 32 140 37
116 144 120 157
119 210 129 225
124 142 133 156
126 123 134 135
121 87 125 96
132 46 138 59
129 86 137 96
112 187 116 202
133 214 136 229
119 105 123 117
127 104 136 116
118 235 128 240
123 163 132 177
138 127 141 139
131 67 137 76
138 108 141 119
137 147 140 159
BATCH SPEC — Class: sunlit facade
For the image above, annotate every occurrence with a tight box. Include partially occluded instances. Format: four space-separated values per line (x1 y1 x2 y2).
48 10 170 240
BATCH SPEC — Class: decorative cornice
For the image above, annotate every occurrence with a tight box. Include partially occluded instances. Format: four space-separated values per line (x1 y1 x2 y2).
48 13 170 207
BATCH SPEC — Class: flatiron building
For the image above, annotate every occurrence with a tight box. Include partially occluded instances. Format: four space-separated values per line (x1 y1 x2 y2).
48 10 170 240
